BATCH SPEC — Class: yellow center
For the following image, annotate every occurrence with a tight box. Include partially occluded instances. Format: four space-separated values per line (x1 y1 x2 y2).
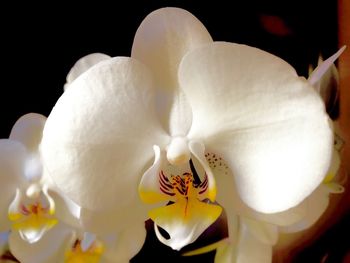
9 202 57 232
65 240 104 263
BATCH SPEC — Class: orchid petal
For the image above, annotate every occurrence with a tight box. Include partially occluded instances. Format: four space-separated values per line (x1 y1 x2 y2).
43 186 81 229
9 188 58 244
0 140 27 231
279 145 343 233
78 199 147 235
234 218 273 263
40 168 81 226
323 182 344 193
22 155 43 182
215 241 236 263
214 160 306 227
102 222 146 263
279 185 332 233
308 46 346 86
64 53 111 90
214 219 274 263
241 217 278 245
9 113 46 182
315 58 340 112
9 223 72 263
9 113 46 152
180 42 333 213
132 7 212 89
309 50 344 117
150 199 222 251
41 57 169 211
132 7 213 136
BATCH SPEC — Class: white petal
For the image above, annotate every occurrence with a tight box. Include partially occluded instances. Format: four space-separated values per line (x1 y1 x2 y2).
279 185 330 233
309 49 344 115
132 7 212 90
102 221 146 263
40 168 82 231
9 223 72 263
308 46 346 86
9 113 46 152
214 162 306 227
215 242 236 263
132 7 213 136
23 154 42 182
44 187 81 229
64 53 111 90
0 140 27 231
41 57 169 211
9 113 46 181
241 217 278 245
314 58 339 109
234 218 273 263
180 42 333 213
79 199 148 235
215 219 274 263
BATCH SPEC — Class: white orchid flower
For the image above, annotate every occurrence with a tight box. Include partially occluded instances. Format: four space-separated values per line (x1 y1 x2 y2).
0 113 80 246
41 7 334 251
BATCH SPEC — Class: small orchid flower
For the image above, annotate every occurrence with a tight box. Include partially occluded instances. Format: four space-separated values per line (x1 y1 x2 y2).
41 7 335 251
0 113 56 243
9 222 146 263
0 113 80 245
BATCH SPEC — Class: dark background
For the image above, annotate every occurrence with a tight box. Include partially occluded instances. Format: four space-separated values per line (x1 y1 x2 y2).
1 1 347 262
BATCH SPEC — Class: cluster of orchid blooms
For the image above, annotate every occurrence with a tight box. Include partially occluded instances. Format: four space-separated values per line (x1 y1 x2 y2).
0 7 346 263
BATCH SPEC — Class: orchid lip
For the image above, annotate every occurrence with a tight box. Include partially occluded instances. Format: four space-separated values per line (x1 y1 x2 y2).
139 145 222 250
8 187 58 243
158 168 208 199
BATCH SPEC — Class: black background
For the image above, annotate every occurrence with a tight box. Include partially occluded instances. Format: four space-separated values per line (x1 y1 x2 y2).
1 1 347 262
